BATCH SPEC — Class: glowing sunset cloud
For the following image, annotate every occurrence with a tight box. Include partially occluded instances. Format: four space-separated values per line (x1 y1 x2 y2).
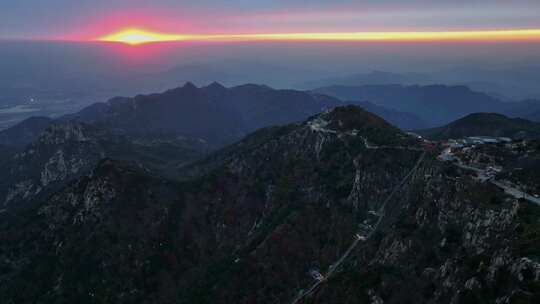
98 28 540 45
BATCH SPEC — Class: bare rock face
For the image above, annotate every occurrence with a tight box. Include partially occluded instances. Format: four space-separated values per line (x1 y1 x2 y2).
38 122 92 145
0 122 106 210
0 121 203 211
0 106 538 303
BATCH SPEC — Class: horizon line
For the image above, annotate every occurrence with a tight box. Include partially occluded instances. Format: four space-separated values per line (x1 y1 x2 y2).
3 28 540 45
95 28 540 45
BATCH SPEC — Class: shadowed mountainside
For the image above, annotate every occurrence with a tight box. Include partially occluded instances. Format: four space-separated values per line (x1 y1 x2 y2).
1 106 538 303
0 121 205 212
0 116 53 147
1 82 431 149
417 113 540 140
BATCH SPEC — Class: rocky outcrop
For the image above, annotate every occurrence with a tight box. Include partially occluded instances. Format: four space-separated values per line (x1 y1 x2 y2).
312 162 540 304
0 121 203 211
0 122 105 210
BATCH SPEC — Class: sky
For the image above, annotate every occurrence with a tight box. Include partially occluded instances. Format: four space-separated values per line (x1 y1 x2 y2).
2 0 540 40
1 1 540 129
1 0 540 102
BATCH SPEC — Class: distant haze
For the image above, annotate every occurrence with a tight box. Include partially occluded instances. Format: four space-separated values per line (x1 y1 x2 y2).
1 1 540 129
1 40 539 94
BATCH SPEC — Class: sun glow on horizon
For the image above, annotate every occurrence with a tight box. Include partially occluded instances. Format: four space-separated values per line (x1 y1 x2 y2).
98 28 190 45
97 28 540 45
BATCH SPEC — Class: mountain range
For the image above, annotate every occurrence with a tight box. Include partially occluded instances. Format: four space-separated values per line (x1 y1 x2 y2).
0 81 539 303
2 83 540 212
0 82 432 149
351 101 427 130
1 105 538 303
3 82 540 149
304 68 540 101
313 84 540 127
300 70 433 89
0 83 415 211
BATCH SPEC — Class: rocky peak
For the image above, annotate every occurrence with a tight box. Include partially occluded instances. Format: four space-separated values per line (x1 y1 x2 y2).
205 81 227 91
306 105 408 146
321 106 395 130
202 81 228 99
36 122 94 145
182 81 198 91
154 82 203 101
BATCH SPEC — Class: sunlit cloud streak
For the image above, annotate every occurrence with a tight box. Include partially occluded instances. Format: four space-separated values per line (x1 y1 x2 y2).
97 28 540 45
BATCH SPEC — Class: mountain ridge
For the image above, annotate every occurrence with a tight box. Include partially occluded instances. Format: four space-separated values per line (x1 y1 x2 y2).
1 82 430 148
0 120 204 212
313 84 540 127
417 112 540 140
1 105 538 303
0 116 53 147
